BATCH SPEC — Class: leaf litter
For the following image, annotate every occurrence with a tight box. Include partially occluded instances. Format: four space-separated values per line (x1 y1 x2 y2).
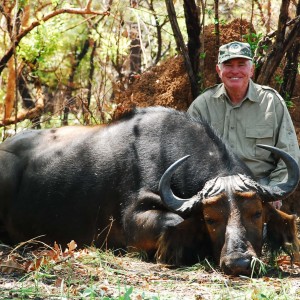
0 240 300 299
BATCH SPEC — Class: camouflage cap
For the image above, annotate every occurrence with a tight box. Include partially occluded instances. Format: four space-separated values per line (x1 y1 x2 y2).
218 41 252 64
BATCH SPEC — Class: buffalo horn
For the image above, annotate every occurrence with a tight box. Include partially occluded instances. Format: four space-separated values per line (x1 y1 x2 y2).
257 144 300 200
159 155 199 215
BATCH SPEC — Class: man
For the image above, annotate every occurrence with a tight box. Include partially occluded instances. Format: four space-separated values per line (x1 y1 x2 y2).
187 41 300 208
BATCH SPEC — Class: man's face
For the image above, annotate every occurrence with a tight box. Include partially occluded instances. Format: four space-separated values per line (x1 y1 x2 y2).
216 58 254 92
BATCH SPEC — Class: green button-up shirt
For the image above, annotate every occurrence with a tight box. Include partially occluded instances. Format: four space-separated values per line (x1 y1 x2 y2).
187 80 300 186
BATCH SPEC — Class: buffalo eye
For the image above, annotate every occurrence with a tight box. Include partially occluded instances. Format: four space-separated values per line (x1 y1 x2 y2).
252 211 262 220
204 218 217 225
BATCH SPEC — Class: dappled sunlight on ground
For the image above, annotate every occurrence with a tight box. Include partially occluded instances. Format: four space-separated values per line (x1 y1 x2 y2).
0 241 300 299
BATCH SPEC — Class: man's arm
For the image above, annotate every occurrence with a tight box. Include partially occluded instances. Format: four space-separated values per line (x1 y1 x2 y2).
268 99 300 186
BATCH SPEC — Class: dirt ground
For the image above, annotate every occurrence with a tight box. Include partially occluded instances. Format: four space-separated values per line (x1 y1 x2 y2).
0 242 299 299
113 19 300 215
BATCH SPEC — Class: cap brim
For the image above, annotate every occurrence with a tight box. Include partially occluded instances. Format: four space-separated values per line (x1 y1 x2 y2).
219 55 252 64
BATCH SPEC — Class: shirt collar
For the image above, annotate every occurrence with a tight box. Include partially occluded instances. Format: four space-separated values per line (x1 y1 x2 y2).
212 79 260 103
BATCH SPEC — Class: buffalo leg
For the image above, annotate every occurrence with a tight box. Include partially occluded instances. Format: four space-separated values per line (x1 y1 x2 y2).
125 209 184 254
123 190 209 265
122 191 184 256
156 216 209 266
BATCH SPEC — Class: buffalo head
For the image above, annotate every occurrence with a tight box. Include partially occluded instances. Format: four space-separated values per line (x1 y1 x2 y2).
159 145 300 275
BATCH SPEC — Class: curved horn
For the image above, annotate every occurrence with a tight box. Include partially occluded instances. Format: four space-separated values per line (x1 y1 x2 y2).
257 144 300 200
159 155 199 215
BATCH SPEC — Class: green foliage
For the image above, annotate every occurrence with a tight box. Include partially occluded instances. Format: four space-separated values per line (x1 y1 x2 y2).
18 23 61 65
199 52 206 59
0 244 299 299
0 0 298 131
19 0 28 7
205 8 214 19
51 0 62 7
81 285 102 298
274 74 284 85
243 32 264 53
8 0 183 129
282 92 294 109
18 11 94 91
119 286 133 300
250 256 268 278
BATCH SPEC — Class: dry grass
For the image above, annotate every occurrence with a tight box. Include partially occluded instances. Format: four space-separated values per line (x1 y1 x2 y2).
0 241 300 299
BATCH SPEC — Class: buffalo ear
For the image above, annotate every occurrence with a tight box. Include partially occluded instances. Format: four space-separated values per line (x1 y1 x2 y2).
264 204 300 262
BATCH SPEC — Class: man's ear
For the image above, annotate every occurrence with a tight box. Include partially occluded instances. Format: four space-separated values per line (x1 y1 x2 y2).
216 64 221 77
250 63 255 78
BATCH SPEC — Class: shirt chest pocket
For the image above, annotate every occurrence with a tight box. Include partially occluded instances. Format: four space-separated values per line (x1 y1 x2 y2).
246 126 274 157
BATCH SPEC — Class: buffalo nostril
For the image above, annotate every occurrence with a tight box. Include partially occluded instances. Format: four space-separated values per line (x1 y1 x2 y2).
222 257 252 275
234 257 251 270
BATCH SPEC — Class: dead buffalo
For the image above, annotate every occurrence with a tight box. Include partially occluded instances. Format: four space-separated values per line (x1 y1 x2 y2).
0 106 299 276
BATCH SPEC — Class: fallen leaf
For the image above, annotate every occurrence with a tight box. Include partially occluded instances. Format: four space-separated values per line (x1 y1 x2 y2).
63 240 77 257
0 258 26 274
54 277 64 288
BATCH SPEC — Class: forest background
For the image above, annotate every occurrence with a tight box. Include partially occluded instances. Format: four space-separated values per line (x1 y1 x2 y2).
0 1 300 299
0 0 299 127
1 0 299 212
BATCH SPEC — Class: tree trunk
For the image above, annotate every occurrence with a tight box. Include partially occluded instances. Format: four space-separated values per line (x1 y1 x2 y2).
84 40 97 125
279 0 300 101
129 30 142 76
165 0 198 99
183 0 201 82
18 71 41 128
62 39 90 126
255 0 300 85
214 0 220 83
147 0 164 65
279 42 300 102
198 0 206 91
3 58 16 121
267 0 271 33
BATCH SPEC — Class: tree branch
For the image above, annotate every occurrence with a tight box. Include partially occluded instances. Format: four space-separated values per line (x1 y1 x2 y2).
255 6 300 84
0 84 44 127
0 4 110 75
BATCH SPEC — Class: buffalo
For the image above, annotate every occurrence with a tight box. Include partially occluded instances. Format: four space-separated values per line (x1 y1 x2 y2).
0 106 299 276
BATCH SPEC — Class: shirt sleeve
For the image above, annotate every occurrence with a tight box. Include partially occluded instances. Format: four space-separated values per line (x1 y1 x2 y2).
187 97 204 119
268 96 300 186
187 93 211 122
